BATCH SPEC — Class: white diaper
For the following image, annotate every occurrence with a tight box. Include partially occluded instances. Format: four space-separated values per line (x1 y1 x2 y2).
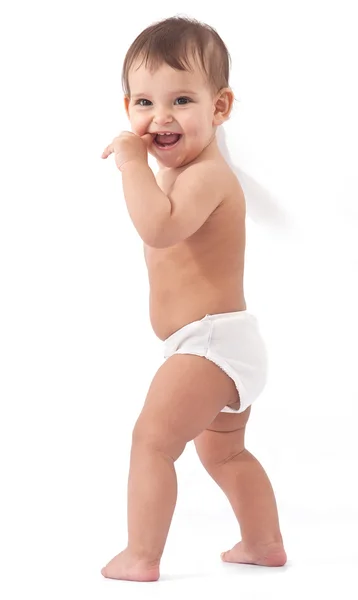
163 311 268 413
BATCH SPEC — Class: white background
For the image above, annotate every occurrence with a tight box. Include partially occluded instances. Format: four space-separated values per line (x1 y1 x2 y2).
1 1 357 598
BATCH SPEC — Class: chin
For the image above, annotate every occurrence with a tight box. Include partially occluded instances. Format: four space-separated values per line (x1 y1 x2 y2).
150 142 205 169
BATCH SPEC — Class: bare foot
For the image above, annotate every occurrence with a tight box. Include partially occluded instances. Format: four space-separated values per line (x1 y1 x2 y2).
101 549 160 582
221 541 287 567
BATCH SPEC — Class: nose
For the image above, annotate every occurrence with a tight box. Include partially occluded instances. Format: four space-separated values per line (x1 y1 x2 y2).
153 108 173 126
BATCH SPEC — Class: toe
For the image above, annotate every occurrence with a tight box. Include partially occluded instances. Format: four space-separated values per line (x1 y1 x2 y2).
221 550 235 563
101 567 107 577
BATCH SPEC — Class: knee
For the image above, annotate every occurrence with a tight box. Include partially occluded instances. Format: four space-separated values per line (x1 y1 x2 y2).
132 416 186 462
194 428 245 469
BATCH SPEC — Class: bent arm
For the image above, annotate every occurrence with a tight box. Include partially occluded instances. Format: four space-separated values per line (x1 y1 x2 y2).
121 160 171 246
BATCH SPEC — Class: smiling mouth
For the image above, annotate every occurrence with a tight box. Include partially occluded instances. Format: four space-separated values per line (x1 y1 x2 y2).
153 133 182 149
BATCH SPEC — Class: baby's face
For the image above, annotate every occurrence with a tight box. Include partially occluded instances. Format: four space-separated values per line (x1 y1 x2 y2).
125 60 219 168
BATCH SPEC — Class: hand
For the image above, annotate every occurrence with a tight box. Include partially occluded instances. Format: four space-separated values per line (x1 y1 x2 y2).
101 131 153 171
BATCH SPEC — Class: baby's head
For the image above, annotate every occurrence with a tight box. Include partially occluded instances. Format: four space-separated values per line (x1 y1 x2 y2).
122 16 234 168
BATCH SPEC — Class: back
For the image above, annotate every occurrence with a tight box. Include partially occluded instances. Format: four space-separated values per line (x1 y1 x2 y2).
144 162 247 340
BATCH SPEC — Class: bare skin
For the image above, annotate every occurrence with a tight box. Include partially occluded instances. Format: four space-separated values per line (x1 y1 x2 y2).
144 145 247 342
101 137 286 582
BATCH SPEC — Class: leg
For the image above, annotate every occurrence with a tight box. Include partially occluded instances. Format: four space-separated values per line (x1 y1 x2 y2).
101 354 241 581
194 409 287 566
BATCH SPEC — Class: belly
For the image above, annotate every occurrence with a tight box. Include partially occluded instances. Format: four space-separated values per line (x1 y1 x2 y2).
149 277 246 340
144 215 246 340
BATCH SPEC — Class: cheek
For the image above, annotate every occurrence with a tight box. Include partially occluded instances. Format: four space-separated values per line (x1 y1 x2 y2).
181 107 213 137
186 119 210 139
129 111 150 136
180 114 202 137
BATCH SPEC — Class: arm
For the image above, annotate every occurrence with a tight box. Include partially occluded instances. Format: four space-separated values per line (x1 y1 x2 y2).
150 160 226 248
105 133 224 248
122 159 225 248
121 160 171 246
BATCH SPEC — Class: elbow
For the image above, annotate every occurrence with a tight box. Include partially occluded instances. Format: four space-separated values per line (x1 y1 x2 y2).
143 217 176 248
146 225 180 249
144 233 173 249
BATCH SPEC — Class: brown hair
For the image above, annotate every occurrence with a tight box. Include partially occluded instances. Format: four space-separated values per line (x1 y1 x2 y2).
122 16 231 97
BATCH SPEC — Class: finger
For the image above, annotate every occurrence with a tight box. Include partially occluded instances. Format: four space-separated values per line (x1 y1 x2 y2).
101 145 113 159
141 133 153 147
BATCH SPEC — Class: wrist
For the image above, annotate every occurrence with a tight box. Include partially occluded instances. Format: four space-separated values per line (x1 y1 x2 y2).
120 158 148 174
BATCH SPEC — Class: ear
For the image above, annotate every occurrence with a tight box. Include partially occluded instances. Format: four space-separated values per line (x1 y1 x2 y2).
213 88 234 125
124 96 130 118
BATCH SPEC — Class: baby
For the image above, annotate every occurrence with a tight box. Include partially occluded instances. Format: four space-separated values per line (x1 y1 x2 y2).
101 16 287 582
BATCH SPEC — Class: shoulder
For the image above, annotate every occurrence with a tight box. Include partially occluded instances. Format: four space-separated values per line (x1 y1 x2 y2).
170 158 236 206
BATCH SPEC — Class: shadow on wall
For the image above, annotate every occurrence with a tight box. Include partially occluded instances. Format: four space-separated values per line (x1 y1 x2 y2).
217 126 295 235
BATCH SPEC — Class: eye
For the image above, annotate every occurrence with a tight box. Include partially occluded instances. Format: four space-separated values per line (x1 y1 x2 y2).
175 97 191 105
136 99 152 106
